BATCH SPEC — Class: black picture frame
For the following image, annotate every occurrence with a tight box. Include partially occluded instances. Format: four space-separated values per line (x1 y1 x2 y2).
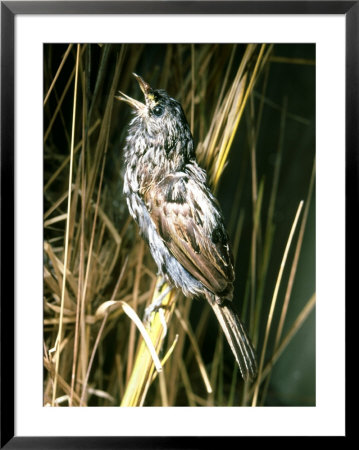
1 1 353 447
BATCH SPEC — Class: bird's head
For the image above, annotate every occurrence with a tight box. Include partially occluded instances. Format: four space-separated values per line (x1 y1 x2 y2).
117 73 192 148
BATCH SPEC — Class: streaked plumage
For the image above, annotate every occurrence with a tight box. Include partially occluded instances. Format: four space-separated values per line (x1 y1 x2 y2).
118 73 257 381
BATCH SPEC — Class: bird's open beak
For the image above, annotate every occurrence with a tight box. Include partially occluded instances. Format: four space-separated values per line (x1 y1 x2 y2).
133 73 152 96
116 73 152 110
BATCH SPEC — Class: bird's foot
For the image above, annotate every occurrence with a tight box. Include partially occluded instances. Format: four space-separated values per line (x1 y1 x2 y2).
155 275 167 292
143 285 172 336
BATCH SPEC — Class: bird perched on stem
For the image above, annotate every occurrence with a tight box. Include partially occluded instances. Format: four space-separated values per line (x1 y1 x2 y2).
117 73 257 382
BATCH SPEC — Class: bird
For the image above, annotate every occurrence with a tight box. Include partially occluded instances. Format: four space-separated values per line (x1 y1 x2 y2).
117 73 257 382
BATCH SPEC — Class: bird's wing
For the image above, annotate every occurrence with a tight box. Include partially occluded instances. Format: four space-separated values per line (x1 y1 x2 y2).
143 172 234 297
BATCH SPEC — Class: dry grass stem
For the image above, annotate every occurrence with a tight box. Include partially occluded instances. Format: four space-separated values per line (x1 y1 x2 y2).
51 44 81 406
252 200 304 406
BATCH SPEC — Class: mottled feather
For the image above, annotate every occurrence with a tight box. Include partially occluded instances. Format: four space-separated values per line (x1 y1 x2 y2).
144 172 234 298
119 73 257 381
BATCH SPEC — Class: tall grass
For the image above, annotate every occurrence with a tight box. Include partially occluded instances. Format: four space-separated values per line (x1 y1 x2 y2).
43 43 315 407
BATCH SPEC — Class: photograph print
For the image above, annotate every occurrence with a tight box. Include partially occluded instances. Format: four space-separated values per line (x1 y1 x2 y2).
43 43 315 407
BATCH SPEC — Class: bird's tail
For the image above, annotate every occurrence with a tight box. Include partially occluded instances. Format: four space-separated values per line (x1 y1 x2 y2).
206 294 257 382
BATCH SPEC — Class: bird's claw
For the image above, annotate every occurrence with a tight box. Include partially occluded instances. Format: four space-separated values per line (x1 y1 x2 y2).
143 285 172 336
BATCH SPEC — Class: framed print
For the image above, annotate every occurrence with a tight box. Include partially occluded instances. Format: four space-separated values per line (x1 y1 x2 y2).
1 1 353 447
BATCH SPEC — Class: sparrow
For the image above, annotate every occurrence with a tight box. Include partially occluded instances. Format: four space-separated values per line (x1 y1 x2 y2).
117 73 257 381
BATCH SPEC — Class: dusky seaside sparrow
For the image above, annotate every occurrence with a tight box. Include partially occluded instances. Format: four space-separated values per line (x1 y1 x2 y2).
117 73 257 381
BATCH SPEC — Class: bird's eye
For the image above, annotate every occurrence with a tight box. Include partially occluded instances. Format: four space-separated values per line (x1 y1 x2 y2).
152 105 164 117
